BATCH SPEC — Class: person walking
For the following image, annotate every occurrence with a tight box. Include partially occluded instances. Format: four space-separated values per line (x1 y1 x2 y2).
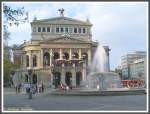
38 83 42 93
18 83 21 93
15 84 18 93
41 82 44 93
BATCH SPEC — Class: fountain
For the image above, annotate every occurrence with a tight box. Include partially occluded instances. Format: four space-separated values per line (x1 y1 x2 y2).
51 45 146 95
84 45 123 91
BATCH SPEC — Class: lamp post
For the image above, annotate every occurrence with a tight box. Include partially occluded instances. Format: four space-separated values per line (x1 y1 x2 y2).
10 70 15 87
28 69 33 99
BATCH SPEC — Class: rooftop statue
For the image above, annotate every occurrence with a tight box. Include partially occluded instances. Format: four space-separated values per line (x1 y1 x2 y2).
58 8 64 17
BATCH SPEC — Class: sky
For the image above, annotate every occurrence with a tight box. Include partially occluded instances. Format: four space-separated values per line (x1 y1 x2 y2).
2 2 148 70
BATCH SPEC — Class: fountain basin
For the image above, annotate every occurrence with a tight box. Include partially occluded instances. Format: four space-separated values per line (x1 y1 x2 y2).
50 88 146 96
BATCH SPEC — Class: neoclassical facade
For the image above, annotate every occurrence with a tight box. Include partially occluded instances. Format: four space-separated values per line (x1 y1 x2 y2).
13 12 110 88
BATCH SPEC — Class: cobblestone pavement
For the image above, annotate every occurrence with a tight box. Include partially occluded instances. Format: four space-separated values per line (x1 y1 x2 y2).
3 87 147 112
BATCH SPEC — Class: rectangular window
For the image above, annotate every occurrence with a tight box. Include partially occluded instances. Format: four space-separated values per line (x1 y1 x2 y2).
74 28 77 33
47 27 50 32
83 28 86 33
42 27 45 32
38 27 41 32
65 27 68 32
61 27 64 32
56 27 59 32
78 28 81 33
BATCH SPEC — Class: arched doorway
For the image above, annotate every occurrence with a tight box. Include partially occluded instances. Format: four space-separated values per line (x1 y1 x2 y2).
65 72 72 86
53 72 61 88
32 74 37 84
76 72 82 86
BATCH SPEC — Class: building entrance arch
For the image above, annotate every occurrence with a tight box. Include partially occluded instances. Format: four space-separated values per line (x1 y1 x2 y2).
53 72 61 88
65 72 72 86
76 72 82 86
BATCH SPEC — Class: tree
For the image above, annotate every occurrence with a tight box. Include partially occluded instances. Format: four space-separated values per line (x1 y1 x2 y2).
3 25 10 46
3 24 13 86
3 3 28 27
3 4 28 86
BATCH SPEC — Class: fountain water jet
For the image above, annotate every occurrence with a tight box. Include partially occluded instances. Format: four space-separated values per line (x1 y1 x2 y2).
84 44 123 91
91 45 109 72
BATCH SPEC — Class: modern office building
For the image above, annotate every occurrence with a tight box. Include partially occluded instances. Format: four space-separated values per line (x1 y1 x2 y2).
121 51 146 79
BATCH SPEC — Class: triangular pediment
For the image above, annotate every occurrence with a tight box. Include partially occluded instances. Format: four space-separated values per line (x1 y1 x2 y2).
31 16 92 26
40 37 91 44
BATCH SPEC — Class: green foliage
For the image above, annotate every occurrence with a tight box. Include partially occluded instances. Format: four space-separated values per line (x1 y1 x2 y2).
4 56 13 84
3 25 10 41
3 3 28 27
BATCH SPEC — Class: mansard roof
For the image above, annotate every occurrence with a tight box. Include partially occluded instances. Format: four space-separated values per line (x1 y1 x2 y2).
31 16 92 26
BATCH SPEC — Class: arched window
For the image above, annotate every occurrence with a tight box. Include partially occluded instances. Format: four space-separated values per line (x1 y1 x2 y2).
32 55 37 67
43 52 50 66
63 52 69 60
72 52 79 59
26 55 29 67
82 53 88 65
53 52 60 60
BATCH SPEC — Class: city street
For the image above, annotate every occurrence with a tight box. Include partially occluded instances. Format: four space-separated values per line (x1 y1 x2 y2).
3 87 147 111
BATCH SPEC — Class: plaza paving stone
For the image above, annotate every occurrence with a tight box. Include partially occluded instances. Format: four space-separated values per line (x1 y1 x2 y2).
3 87 147 111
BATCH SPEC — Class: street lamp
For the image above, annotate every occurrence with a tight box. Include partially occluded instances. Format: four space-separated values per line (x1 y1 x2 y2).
28 69 33 99
10 70 15 87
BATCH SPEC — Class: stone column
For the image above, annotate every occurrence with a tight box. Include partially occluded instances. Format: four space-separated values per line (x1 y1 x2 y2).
38 51 41 68
82 63 87 81
69 48 72 60
61 66 66 85
87 49 91 66
60 48 62 59
49 48 52 66
40 49 43 68
29 50 32 68
79 49 82 59
71 68 76 87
